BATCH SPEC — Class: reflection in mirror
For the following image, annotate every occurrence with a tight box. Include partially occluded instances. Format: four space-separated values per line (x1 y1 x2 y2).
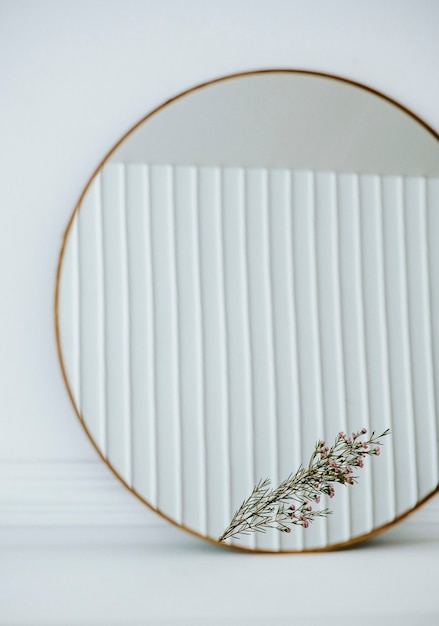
57 71 439 551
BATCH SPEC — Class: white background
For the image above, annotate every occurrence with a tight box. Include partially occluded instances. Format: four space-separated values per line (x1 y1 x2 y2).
1 1 439 624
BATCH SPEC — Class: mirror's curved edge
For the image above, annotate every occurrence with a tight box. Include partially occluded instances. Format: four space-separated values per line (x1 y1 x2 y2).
54 68 439 553
109 72 439 176
60 69 439 201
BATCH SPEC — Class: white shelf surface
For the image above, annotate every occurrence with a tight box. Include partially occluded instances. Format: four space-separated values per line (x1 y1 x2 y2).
2 459 438 623
1 507 439 626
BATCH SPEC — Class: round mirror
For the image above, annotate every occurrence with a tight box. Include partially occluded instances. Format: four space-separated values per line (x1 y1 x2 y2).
56 70 439 552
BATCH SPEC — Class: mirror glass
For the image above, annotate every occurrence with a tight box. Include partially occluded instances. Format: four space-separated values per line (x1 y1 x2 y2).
57 71 439 551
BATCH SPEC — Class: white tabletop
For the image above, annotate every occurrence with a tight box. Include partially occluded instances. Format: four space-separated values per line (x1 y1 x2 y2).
1 496 438 625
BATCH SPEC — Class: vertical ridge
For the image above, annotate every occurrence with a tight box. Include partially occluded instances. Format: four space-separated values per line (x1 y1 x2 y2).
171 165 183 524
146 165 158 507
126 164 157 505
334 173 351 542
404 177 437 494
219 168 231 530
266 170 280 551
401 178 419 500
425 178 439 481
198 167 229 539
311 171 328 548
355 175 374 529
150 165 181 522
219 167 233 527
121 164 133 486
243 169 256 550
290 170 309 551
197 167 210 537
378 176 397 519
335 173 353 537
222 167 254 550
195 166 208 535
360 174 396 525
382 176 418 514
315 171 350 545
287 169 304 551
245 168 278 551
101 170 110 464
97 173 107 456
338 173 373 536
291 170 325 549
268 168 303 551
101 164 132 482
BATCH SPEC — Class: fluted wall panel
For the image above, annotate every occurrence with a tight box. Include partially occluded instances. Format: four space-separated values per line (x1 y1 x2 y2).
58 164 439 550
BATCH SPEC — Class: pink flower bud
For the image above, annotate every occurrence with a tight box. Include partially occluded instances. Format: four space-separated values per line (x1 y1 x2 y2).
374 447 380 456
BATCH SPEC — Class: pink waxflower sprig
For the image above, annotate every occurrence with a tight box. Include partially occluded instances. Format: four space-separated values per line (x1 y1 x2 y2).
218 427 390 543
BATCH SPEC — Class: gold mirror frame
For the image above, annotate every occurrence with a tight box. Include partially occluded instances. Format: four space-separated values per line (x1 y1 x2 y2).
55 69 439 552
